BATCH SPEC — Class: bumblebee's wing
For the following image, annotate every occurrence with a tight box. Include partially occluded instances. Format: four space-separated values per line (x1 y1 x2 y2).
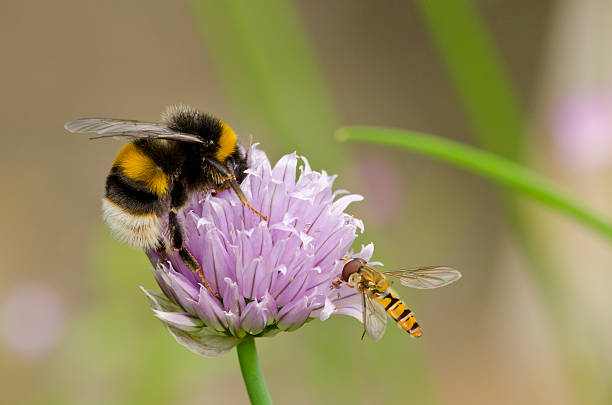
361 290 387 341
65 118 208 144
383 266 462 289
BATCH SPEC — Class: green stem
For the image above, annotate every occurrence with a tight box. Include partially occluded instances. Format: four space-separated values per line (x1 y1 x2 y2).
236 337 273 405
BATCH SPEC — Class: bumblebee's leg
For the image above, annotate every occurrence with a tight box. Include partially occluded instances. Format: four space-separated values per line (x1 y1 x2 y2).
156 241 168 262
214 176 266 220
204 157 267 221
212 181 231 195
169 182 217 296
226 178 267 221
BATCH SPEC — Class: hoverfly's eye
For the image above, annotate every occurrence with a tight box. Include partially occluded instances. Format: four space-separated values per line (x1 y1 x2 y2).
341 258 366 282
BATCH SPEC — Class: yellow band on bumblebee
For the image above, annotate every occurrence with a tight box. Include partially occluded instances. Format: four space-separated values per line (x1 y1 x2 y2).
113 143 168 195
215 121 237 162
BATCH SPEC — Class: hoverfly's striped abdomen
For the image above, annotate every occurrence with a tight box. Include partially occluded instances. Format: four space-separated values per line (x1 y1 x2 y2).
102 142 169 250
376 291 422 337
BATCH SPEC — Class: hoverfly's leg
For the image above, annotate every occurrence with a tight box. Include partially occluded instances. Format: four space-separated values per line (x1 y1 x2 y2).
332 300 360 310
331 258 351 288
360 291 368 341
361 329 367 340
169 182 217 297
331 276 354 289
205 157 267 221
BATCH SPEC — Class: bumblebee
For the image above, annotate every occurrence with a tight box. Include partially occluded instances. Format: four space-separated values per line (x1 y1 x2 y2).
65 105 266 295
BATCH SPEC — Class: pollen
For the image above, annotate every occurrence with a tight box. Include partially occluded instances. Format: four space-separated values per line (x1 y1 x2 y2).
113 143 168 195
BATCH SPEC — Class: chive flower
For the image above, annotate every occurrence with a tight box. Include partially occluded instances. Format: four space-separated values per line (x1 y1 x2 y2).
142 145 373 356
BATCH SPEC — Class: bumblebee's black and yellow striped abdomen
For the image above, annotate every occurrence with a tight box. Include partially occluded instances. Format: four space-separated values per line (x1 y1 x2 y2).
112 143 169 196
102 140 176 249
375 290 422 337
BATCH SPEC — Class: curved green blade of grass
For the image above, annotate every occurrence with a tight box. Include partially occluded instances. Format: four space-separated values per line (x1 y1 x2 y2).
336 126 612 241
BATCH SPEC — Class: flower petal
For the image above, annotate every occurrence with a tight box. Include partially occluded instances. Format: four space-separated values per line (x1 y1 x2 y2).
331 194 364 214
198 228 233 295
277 296 310 331
352 243 375 262
315 285 363 322
153 310 204 332
222 277 244 315
164 270 200 314
140 287 181 312
151 265 179 305
165 326 240 357
194 285 228 332
271 151 298 186
224 311 246 337
240 300 268 335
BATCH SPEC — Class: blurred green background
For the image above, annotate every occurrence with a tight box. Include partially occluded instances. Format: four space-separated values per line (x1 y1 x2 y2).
2 1 612 404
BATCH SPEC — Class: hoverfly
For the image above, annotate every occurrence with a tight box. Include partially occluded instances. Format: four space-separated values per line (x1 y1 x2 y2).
337 258 461 341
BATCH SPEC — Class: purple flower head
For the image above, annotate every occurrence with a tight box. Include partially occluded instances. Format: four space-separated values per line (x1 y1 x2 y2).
141 145 374 356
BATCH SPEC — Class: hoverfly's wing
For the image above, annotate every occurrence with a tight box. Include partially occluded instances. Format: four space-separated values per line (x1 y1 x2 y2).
65 118 208 144
383 266 462 289
361 290 387 341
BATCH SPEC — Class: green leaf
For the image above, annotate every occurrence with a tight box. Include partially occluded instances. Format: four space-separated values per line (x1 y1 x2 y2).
336 126 612 241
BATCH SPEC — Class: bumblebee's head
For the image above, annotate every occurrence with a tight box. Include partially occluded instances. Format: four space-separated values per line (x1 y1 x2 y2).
341 258 367 282
162 105 237 163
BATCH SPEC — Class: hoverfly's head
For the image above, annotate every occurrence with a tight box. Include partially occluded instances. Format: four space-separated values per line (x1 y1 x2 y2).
341 258 367 282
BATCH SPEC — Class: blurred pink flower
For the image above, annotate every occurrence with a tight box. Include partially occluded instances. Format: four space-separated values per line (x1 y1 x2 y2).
551 90 612 172
350 153 403 225
0 284 65 358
